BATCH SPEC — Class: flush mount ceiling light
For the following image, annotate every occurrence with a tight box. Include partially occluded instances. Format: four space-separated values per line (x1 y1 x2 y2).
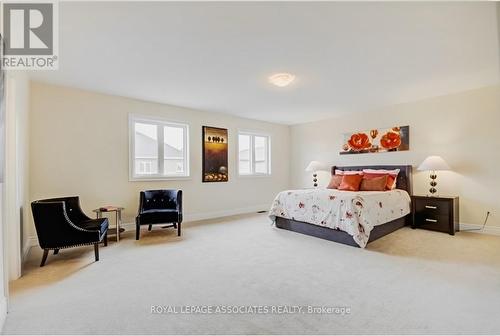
268 73 296 87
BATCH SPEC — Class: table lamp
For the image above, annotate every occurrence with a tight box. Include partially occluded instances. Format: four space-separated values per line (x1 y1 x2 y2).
417 155 451 196
305 161 326 187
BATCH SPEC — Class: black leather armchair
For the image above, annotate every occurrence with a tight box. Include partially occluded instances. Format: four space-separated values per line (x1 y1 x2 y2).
31 197 109 267
136 190 182 240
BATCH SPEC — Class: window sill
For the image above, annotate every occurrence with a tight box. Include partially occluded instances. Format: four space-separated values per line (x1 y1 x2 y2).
238 174 272 178
129 176 192 182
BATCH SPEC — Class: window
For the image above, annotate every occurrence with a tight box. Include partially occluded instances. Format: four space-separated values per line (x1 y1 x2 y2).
130 115 189 180
238 131 271 176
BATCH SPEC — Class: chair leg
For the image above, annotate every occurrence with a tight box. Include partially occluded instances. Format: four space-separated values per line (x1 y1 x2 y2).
148 224 152 231
53 249 59 255
173 222 177 229
136 224 140 240
94 243 99 262
177 223 181 236
104 233 108 247
40 249 49 267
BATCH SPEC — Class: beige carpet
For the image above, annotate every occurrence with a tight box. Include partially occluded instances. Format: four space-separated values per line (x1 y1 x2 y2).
3 213 500 335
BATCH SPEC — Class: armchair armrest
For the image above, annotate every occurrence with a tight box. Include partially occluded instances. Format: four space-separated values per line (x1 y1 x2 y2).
138 191 146 216
175 190 183 214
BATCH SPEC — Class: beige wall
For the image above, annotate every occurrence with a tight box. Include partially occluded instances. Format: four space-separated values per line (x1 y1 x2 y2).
290 85 500 228
29 82 290 227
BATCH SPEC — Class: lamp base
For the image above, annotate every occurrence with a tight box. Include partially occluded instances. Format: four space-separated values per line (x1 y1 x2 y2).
313 173 318 188
428 171 438 196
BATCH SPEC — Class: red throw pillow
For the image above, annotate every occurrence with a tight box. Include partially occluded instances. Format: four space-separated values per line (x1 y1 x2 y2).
362 169 399 190
363 173 396 190
338 174 363 191
360 175 388 191
327 175 343 189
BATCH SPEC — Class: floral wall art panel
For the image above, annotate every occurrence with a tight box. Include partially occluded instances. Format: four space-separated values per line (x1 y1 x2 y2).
340 126 409 155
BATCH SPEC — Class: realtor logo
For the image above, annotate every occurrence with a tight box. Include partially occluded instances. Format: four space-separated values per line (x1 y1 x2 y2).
1 1 58 69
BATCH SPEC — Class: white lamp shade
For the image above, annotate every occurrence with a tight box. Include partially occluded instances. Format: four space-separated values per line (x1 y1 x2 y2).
305 161 326 172
417 156 451 171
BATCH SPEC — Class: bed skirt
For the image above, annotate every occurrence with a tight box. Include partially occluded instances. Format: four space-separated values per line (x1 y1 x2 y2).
275 215 409 247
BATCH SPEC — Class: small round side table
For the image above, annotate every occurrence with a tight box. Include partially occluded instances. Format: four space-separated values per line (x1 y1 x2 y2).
93 207 125 242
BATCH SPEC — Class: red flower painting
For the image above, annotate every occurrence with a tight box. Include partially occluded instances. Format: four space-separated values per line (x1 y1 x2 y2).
340 126 409 155
347 133 371 151
380 131 402 150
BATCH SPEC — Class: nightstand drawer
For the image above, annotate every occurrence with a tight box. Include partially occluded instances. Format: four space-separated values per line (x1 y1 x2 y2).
414 213 450 232
414 199 450 215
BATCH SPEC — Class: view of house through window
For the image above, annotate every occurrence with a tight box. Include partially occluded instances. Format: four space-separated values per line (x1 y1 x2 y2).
164 126 186 175
238 132 271 176
131 116 189 179
134 122 159 175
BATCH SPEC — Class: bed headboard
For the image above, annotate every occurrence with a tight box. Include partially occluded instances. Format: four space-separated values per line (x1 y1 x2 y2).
331 165 413 195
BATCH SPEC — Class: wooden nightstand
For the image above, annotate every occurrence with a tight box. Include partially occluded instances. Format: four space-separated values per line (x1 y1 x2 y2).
411 195 459 235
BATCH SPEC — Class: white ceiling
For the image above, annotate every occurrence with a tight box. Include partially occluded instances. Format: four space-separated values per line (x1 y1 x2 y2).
31 2 500 125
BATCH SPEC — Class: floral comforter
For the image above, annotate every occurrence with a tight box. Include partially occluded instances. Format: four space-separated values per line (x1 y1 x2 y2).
269 188 411 248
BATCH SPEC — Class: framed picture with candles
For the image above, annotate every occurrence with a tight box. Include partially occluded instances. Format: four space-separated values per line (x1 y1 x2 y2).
202 126 229 182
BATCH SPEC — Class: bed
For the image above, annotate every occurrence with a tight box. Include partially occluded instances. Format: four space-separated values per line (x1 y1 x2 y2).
269 165 413 248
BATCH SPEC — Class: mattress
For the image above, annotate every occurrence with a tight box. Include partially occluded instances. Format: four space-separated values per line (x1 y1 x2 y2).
269 188 411 247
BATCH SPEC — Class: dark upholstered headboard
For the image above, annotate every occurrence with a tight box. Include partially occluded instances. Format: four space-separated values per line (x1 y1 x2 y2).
331 165 413 195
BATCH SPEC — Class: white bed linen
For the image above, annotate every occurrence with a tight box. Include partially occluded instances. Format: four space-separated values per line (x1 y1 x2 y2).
269 188 411 247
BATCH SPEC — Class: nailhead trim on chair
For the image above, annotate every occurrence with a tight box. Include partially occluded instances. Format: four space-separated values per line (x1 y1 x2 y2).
62 204 100 235
41 231 107 250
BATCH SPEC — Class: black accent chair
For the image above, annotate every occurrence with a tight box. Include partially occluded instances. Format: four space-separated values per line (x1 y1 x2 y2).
31 197 109 267
136 190 182 240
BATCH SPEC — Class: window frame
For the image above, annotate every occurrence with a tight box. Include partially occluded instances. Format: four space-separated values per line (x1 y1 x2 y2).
237 130 272 177
129 114 190 181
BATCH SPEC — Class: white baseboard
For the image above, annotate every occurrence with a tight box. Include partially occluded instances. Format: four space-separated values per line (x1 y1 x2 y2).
26 205 270 244
22 237 38 262
184 204 269 223
122 204 269 231
460 223 500 236
0 295 7 331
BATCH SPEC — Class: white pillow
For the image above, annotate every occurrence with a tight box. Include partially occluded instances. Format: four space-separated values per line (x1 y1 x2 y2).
362 168 400 175
335 169 363 175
